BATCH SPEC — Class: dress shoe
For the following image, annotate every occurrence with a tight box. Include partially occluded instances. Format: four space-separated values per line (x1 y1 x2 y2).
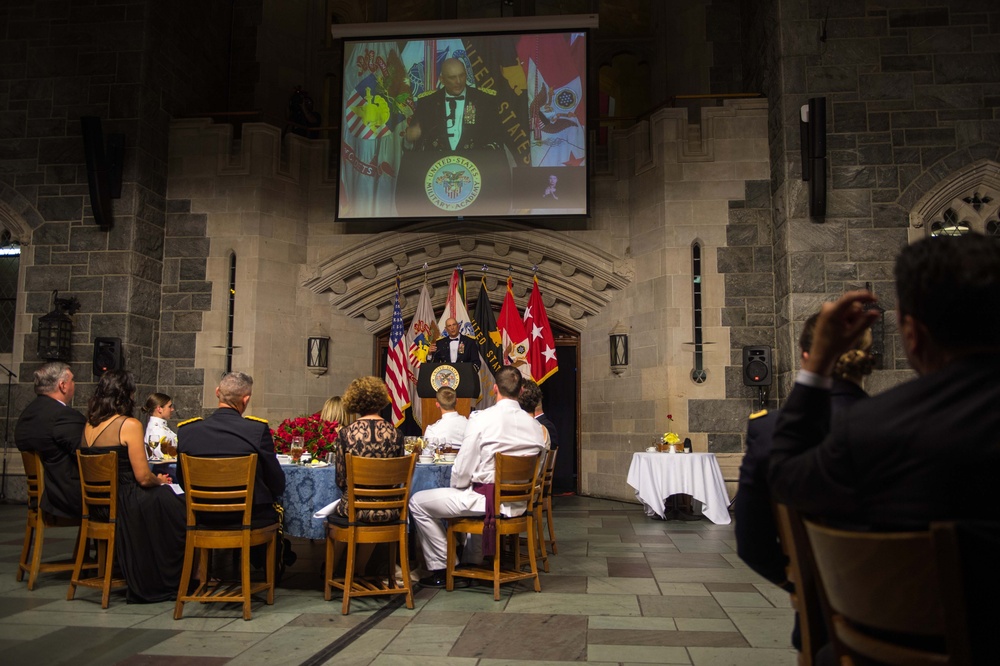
419 569 447 587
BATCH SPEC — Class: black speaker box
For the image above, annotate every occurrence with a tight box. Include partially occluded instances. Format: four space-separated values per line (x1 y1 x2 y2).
93 337 124 377
81 117 124 231
742 346 772 386
809 156 827 217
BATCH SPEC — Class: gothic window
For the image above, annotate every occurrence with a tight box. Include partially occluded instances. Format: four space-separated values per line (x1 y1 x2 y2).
226 252 236 374
690 241 707 384
927 190 999 238
930 208 970 237
986 220 1000 237
0 246 18 354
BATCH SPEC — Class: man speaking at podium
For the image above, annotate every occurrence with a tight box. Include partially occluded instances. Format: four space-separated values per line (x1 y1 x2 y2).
404 58 502 152
428 317 479 366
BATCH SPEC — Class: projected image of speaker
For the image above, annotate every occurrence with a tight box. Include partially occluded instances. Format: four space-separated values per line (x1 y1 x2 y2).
93 337 124 377
80 117 125 231
742 346 772 386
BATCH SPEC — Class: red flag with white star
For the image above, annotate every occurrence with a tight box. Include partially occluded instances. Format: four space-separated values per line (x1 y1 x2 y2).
497 276 532 380
523 275 559 384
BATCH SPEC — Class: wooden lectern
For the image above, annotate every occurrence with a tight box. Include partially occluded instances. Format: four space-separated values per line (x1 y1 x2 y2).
417 362 481 433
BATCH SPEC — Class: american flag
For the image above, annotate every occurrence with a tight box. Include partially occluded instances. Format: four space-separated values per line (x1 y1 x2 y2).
386 277 411 426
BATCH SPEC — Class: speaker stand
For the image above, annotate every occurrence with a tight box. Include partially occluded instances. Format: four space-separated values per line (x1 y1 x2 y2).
756 386 768 412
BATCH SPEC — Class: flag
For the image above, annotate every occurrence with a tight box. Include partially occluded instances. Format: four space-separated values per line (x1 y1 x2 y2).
406 281 437 427
523 275 559 384
437 268 475 339
497 276 531 379
472 276 503 377
471 276 503 409
516 32 587 167
340 41 409 217
385 277 410 426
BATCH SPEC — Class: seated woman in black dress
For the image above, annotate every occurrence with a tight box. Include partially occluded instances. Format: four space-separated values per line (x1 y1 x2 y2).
330 376 405 566
81 370 187 603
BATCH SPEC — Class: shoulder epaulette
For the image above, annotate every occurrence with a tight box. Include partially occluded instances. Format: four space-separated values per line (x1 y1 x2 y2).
417 89 437 100
178 417 203 427
245 415 268 424
748 409 769 420
477 87 496 96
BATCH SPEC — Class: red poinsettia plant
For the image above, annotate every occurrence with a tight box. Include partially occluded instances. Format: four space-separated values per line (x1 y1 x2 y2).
271 412 340 456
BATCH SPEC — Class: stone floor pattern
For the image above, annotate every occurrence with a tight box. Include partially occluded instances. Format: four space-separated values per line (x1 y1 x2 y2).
0 496 796 665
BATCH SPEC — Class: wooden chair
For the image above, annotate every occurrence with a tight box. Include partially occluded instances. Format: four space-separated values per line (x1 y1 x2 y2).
323 453 417 615
17 451 93 590
804 518 972 665
773 503 828 666
539 447 558 554
68 449 126 607
174 454 278 621
522 449 554 572
446 452 543 601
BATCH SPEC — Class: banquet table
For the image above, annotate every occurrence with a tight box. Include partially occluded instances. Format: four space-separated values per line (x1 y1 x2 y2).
626 452 732 525
151 459 453 540
292 461 453 540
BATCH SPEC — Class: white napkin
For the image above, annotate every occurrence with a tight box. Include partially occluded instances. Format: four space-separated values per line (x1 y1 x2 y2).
313 498 341 519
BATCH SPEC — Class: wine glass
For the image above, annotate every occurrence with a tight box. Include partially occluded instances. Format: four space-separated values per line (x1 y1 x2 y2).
290 436 305 464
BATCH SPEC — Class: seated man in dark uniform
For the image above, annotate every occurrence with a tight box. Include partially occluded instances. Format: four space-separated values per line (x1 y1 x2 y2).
176 371 285 527
15 361 86 520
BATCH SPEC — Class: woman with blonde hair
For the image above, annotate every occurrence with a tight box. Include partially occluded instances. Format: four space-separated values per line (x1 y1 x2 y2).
321 395 354 427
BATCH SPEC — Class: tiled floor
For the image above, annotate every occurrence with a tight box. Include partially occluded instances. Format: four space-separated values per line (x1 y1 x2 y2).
0 496 797 665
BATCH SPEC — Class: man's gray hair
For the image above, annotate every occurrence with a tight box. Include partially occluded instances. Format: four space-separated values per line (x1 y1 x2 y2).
218 371 253 405
34 362 72 395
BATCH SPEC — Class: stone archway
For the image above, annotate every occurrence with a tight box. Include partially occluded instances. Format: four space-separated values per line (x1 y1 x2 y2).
905 157 1000 241
304 219 633 332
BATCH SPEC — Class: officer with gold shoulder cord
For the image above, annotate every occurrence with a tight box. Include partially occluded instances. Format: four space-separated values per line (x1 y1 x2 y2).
175 372 286 527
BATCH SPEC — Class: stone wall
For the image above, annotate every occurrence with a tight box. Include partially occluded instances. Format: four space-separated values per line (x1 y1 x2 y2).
582 98 770 500
756 0 1000 394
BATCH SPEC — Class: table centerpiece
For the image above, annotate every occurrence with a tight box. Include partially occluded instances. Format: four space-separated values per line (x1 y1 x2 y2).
271 412 340 458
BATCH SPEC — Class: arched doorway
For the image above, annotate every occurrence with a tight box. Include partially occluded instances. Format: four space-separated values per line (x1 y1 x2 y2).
377 323 581 494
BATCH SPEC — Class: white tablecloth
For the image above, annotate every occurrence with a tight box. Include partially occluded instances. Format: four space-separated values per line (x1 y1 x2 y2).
626 452 732 525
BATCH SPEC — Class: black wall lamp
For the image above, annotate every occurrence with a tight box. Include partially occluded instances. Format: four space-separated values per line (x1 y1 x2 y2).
38 291 80 362
610 321 629 375
307 327 330 376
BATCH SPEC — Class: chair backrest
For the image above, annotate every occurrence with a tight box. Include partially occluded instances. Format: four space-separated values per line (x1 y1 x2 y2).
804 518 972 664
179 453 257 528
20 450 42 505
773 503 827 664
77 449 119 523
494 452 542 512
541 448 557 499
344 453 417 523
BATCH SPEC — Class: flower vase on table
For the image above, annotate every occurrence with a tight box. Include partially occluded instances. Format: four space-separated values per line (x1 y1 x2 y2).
271 412 340 462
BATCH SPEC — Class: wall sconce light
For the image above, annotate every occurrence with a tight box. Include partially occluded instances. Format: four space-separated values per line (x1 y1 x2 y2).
38 291 80 362
307 328 330 376
610 321 629 375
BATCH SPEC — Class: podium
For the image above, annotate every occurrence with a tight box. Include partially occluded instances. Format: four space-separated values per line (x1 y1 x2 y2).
417 362 481 432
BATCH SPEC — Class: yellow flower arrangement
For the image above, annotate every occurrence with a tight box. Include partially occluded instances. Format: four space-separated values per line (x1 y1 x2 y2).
662 412 680 445
662 431 681 445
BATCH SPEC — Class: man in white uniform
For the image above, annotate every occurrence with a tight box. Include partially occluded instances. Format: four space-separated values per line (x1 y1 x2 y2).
423 387 468 447
410 366 546 587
